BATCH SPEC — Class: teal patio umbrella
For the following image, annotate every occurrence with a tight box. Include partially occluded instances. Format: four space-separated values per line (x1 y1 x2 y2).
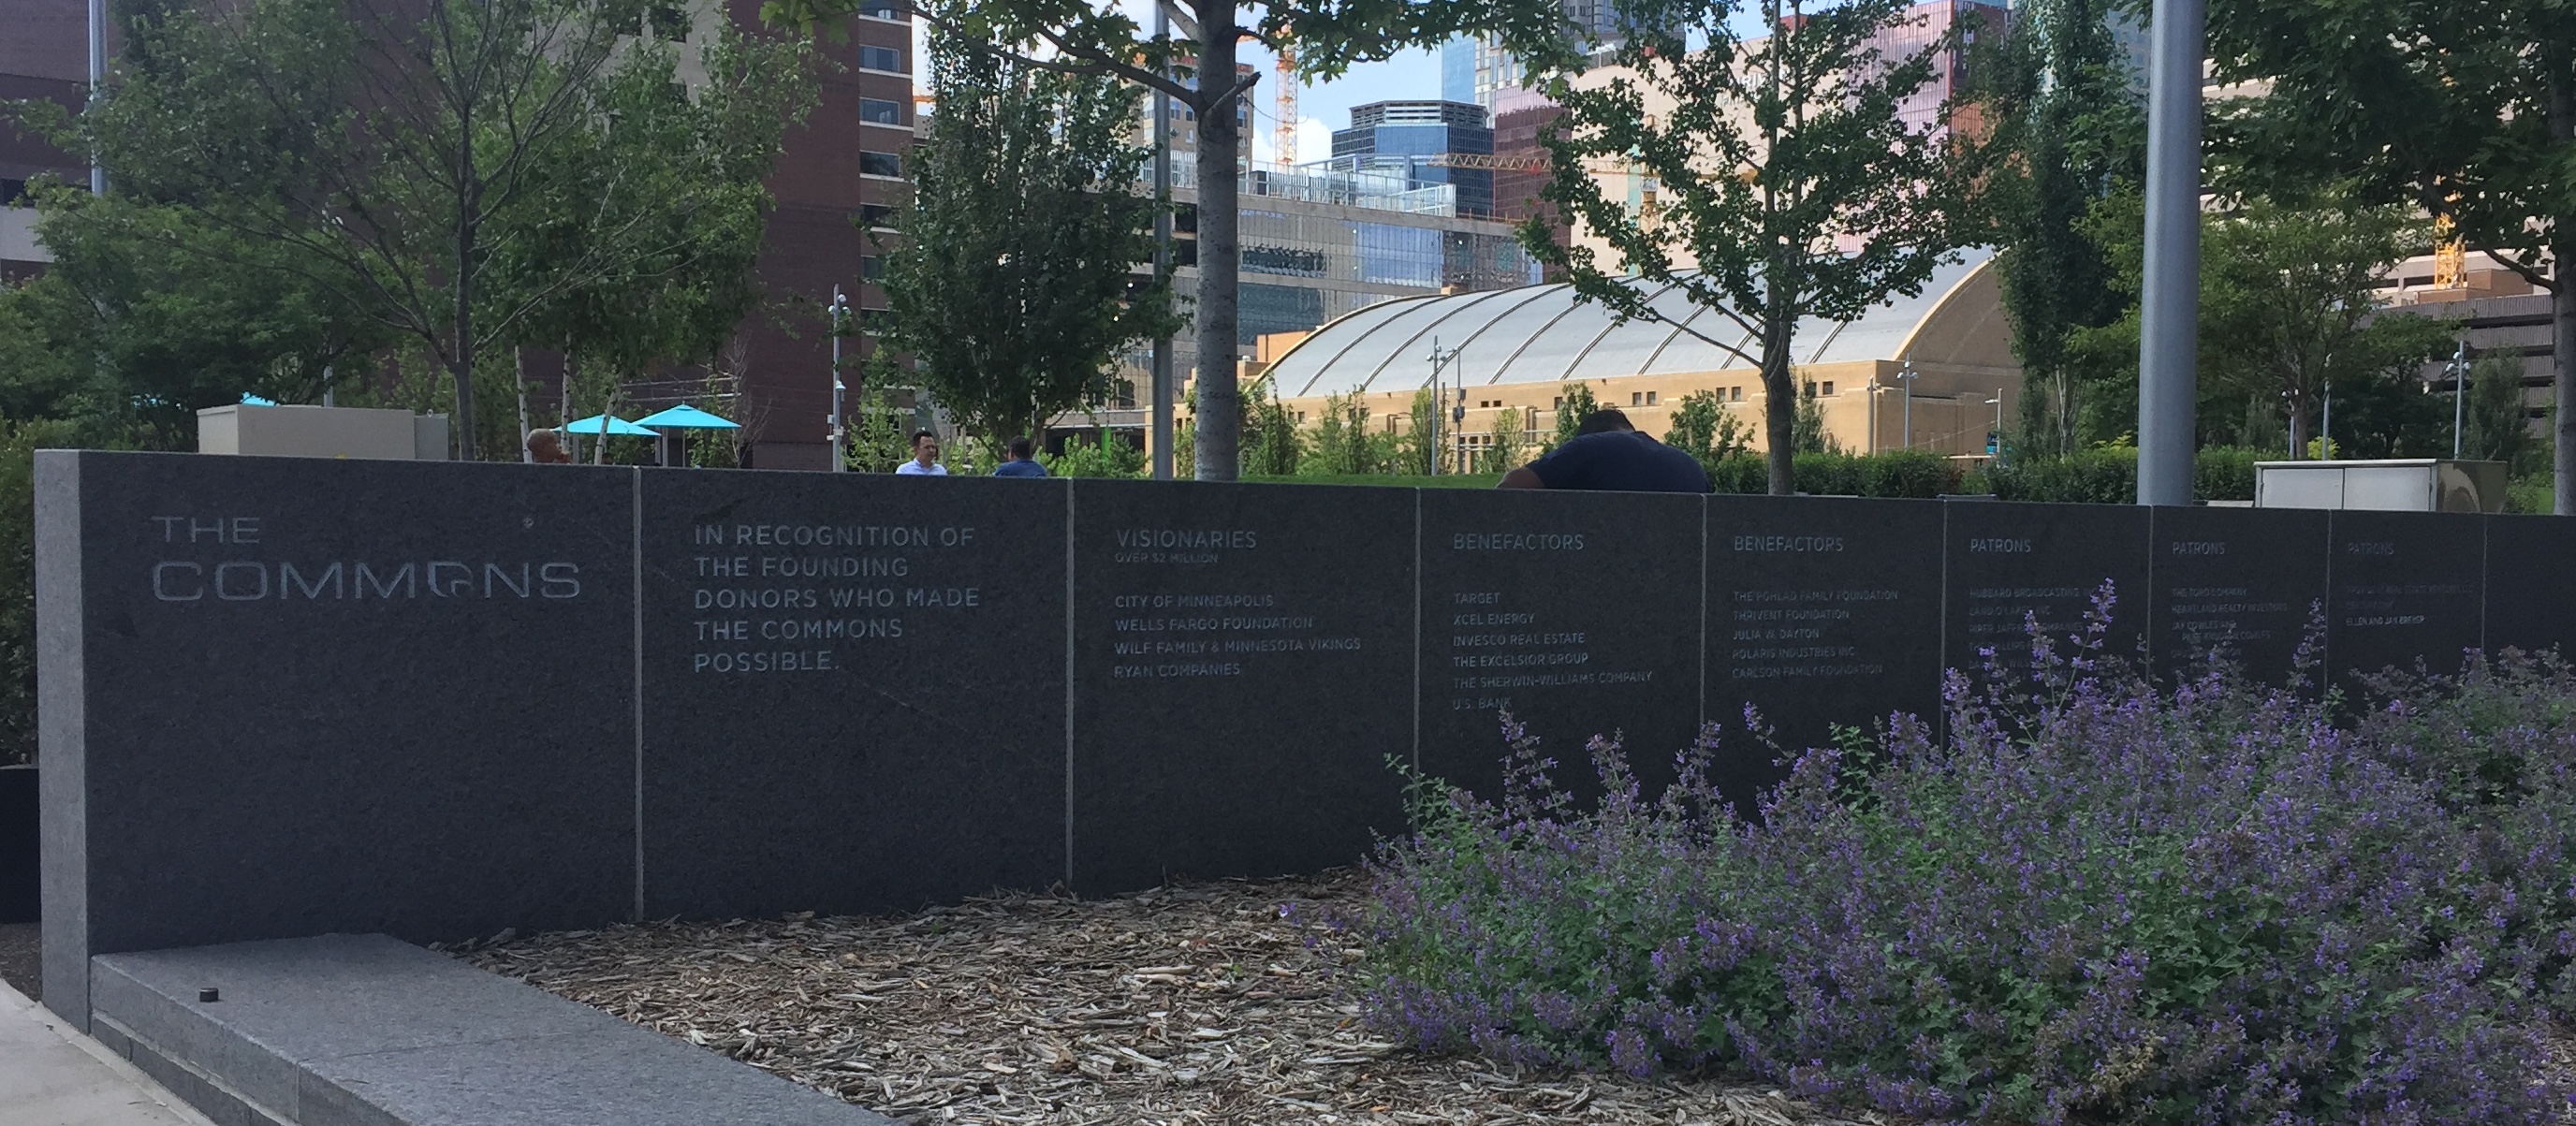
634 404 738 466
562 414 659 437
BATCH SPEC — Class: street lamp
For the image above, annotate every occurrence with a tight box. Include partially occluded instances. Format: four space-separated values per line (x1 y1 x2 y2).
827 287 849 473
2449 340 2467 460
1426 337 1462 475
1983 392 2003 457
1895 354 1920 450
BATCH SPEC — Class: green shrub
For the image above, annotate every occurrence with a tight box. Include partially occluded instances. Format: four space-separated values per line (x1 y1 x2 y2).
1704 450 1963 497
1987 446 2269 504
1039 431 1144 477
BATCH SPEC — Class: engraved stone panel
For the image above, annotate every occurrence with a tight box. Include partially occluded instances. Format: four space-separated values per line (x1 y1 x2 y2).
1418 489 1702 805
1069 480 1411 894
1706 495 1944 798
2147 505 2327 685
640 473 1065 918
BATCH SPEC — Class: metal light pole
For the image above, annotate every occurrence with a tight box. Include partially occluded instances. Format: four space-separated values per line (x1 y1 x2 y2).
2451 340 2467 460
1895 354 1919 449
88 0 106 195
2320 383 2334 460
1984 392 2004 456
1451 386 1466 474
1148 7 1176 480
1426 338 1461 475
2136 0 2204 505
828 287 849 473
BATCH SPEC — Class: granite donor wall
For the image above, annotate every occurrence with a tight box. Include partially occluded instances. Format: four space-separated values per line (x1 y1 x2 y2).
37 451 2569 1027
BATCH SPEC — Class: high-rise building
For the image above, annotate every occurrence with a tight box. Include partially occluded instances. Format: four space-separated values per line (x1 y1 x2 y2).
734 0 915 469
0 0 915 469
0 0 87 278
1327 101 1496 218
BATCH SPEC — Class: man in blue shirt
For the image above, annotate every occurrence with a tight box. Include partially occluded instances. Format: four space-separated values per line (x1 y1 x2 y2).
1499 408 1709 493
992 435 1050 477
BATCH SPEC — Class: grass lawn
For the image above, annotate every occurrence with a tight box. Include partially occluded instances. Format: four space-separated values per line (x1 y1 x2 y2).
1241 473 1502 489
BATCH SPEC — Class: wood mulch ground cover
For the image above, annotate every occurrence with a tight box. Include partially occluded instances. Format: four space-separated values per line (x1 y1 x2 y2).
464 870 1895 1126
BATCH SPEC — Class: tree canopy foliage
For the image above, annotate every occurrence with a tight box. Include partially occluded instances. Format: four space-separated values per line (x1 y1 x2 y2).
872 29 1176 445
1520 0 1990 494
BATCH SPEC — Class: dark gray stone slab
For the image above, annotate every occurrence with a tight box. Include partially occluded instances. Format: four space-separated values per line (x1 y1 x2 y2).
1069 479 1412 893
92 934 892 1126
1943 502 2150 679
2146 505 2328 686
39 452 636 1026
2327 509 2485 683
1417 489 1703 806
0 765 30 924
2482 515 2576 660
639 472 1066 918
1706 495 1945 798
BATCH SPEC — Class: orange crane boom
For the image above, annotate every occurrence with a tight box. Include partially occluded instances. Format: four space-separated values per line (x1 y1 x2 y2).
1275 45 1297 165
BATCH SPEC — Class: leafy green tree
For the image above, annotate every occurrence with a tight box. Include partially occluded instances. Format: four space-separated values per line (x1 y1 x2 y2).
1485 405 1529 471
1974 0 2142 458
1521 0 1989 494
1308 393 1389 474
1662 388 1751 468
1793 380 1840 454
764 0 1563 481
2073 192 2451 457
1550 381 1599 448
873 30 1176 444
35 0 810 459
1240 373 1302 475
2463 355 2540 472
2207 0 2576 509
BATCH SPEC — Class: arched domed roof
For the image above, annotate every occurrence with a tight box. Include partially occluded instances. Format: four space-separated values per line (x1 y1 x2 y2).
1267 249 1998 398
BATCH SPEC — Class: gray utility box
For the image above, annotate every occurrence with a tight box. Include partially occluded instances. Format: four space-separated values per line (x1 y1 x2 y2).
197 403 450 461
2255 458 2508 513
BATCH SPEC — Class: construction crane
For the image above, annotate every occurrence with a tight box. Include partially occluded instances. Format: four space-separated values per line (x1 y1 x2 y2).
1419 152 1639 175
1275 44 1298 165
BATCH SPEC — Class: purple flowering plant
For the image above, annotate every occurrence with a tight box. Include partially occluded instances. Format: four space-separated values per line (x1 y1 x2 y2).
1350 584 2576 1124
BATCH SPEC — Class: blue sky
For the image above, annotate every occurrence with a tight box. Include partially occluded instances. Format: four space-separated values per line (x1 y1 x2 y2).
909 22 1448 165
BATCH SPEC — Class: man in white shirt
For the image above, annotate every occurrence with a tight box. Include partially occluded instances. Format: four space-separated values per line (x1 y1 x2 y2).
896 431 948 475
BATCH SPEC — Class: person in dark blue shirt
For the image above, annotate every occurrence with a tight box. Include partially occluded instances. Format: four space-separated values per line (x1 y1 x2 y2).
992 435 1050 477
1499 408 1710 493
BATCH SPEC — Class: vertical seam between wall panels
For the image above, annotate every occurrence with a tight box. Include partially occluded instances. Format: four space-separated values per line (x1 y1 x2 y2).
1698 494 1707 730
1063 481 1076 891
2323 511 2335 682
2144 507 2158 672
1939 502 1950 686
1412 489 1421 772
2480 517 2490 654
631 467 644 923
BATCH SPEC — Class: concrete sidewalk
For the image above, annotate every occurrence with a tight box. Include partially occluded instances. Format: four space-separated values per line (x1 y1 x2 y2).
0 980 213 1126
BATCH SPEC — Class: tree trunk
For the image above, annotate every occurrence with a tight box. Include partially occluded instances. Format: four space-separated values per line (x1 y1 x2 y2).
1761 302 1796 495
452 153 479 461
2285 393 2308 461
2551 65 2573 513
1190 2 1240 481
2557 272 2575 514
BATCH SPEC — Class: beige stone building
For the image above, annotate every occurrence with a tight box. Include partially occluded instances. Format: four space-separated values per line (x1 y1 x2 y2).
1242 249 2018 464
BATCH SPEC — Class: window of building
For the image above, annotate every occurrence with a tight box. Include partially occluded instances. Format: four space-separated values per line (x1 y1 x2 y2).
648 5 689 38
859 150 902 178
1646 391 1659 405
857 45 904 73
1630 392 1643 406
860 98 902 125
1732 386 1744 401
860 256 886 281
858 204 896 228
1553 396 1563 409
856 0 901 18
1822 381 1835 396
